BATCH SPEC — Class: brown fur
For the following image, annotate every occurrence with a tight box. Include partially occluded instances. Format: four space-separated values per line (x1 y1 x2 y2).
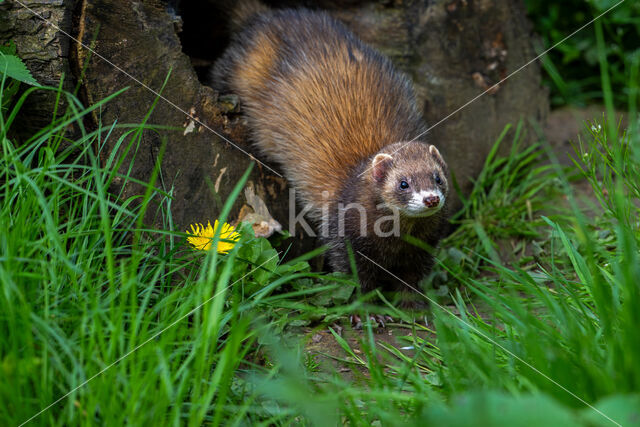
211 4 450 294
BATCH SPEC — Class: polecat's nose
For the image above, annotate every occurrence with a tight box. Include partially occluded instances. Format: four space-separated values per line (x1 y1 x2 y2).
423 195 440 208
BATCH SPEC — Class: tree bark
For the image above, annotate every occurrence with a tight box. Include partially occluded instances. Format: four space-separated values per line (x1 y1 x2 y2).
73 0 290 237
0 0 75 134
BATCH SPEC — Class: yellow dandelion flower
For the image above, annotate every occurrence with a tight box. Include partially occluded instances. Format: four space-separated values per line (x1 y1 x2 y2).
186 220 240 254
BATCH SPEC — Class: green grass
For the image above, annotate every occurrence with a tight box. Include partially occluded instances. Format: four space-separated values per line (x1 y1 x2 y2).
2 16 640 427
0 75 356 425
524 0 640 108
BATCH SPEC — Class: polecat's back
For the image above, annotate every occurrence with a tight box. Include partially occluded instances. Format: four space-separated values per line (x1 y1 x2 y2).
211 8 426 210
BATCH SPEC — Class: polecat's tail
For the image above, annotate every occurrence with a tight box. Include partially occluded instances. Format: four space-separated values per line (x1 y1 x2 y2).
230 0 269 31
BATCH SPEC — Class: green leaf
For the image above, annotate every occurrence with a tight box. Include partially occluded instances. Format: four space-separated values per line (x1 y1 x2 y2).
0 52 39 86
328 279 355 303
251 239 279 285
275 261 309 276
307 291 332 307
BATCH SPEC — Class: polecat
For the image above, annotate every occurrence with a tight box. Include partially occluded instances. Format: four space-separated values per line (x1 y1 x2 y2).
211 1 450 298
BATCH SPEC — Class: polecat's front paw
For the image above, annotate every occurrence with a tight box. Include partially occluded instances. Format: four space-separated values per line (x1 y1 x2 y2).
350 314 394 329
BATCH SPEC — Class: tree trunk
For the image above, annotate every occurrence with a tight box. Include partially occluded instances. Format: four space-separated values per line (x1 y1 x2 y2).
73 0 290 240
0 0 75 134
2 0 548 251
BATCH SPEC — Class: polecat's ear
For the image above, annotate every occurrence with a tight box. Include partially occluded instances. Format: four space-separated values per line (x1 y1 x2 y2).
372 153 393 182
429 145 445 165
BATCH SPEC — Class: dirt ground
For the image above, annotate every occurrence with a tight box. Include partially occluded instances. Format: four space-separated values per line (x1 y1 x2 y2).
305 319 438 382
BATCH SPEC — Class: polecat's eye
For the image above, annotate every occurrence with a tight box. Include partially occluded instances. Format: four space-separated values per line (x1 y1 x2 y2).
435 174 442 185
399 180 409 190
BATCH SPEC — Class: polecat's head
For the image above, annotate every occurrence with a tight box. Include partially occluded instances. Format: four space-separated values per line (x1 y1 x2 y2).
370 142 449 218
